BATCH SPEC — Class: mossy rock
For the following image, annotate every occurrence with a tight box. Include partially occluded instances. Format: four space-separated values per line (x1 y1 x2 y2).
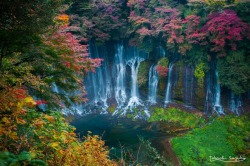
156 57 169 94
173 61 184 101
137 61 150 88
194 85 205 110
158 78 166 97
107 105 116 114
157 57 169 67
149 107 205 129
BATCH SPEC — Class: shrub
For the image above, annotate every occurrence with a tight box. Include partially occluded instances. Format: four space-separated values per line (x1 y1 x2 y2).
0 96 117 166
137 61 150 88
0 151 46 166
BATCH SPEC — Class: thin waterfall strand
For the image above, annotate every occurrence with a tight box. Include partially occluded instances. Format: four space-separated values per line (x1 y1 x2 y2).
165 63 174 105
148 65 159 104
213 70 224 114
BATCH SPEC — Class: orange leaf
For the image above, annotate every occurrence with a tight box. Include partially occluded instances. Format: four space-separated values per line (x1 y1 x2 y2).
44 115 55 123
16 117 26 124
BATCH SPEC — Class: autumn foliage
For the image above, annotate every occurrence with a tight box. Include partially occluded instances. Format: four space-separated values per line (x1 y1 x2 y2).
1 0 250 165
0 3 111 164
0 95 116 165
201 10 250 56
54 14 70 26
156 66 169 77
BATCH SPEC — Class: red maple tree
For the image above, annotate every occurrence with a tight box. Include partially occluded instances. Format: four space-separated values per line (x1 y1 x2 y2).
200 10 250 56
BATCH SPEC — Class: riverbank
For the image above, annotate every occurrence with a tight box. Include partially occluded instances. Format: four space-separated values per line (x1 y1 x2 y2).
162 138 180 166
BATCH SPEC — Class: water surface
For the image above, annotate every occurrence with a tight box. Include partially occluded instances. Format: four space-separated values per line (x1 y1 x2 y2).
71 114 170 162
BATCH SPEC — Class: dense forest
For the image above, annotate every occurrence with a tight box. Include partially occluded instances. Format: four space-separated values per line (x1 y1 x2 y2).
0 0 250 165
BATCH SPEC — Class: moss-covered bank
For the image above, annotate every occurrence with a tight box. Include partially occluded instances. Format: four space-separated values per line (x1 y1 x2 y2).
171 115 250 165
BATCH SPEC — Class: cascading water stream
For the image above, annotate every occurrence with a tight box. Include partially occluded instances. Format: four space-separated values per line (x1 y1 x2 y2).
158 46 166 57
82 42 243 117
213 70 224 114
164 63 174 105
183 67 194 106
51 83 83 115
113 46 150 117
89 44 111 109
105 61 112 99
90 73 98 104
230 92 242 115
125 57 144 109
148 65 159 104
52 83 59 93
114 44 127 108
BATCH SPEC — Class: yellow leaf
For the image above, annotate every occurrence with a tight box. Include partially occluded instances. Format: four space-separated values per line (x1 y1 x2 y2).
29 151 37 159
17 102 23 110
2 117 10 124
23 96 36 107
9 132 18 140
44 115 55 123
50 142 59 148
16 117 26 124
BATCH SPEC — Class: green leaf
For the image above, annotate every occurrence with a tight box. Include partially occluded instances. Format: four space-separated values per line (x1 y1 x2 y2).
17 151 31 161
30 159 47 166
0 152 12 160
0 159 7 166
9 159 20 166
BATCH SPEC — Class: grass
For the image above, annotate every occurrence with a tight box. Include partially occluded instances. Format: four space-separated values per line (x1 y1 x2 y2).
171 115 250 166
149 107 250 165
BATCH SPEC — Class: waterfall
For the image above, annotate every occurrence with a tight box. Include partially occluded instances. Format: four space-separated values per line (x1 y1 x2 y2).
183 67 194 105
165 63 174 105
51 83 83 115
96 65 107 107
213 70 224 114
148 65 158 104
83 41 242 117
86 43 111 111
113 46 150 117
125 57 144 110
96 48 112 109
90 73 98 104
230 92 242 115
158 46 166 57
104 57 112 99
52 83 59 93
114 44 127 108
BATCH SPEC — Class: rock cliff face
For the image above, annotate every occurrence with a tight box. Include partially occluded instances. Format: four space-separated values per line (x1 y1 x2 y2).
80 41 249 116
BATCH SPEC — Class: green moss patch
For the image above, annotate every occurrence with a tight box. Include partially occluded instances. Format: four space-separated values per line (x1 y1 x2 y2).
157 57 169 67
137 61 150 89
107 105 116 114
171 115 250 166
148 107 205 129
